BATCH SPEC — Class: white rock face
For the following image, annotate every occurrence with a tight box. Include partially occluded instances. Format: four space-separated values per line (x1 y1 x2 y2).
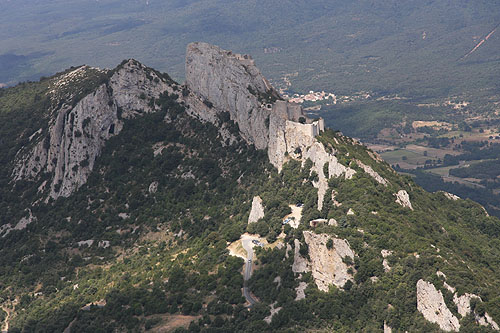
416 279 460 332
453 293 479 317
436 271 456 293
109 61 169 119
301 141 355 210
268 105 324 170
148 181 159 194
98 240 110 248
384 321 392 333
295 282 308 301
248 196 265 223
355 159 388 186
381 249 393 258
303 231 355 291
273 276 281 288
442 191 460 201
477 313 500 330
78 240 94 247
328 218 338 226
453 293 499 330
184 43 363 211
185 42 274 150
13 60 171 200
0 209 37 237
264 302 282 324
381 249 393 272
292 239 309 273
395 190 413 210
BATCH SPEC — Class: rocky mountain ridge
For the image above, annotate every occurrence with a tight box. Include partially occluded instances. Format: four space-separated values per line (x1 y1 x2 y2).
12 60 174 200
2 43 500 332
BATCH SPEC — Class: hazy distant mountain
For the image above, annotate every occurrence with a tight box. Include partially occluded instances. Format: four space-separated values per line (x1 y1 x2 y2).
1 0 499 98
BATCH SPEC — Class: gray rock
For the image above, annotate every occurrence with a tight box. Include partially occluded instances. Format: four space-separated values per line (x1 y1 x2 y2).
185 42 274 150
248 196 265 223
416 279 460 332
303 231 355 291
395 190 413 210
12 60 172 200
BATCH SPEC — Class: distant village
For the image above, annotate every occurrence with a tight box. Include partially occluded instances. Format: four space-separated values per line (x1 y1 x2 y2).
284 90 337 104
281 89 373 106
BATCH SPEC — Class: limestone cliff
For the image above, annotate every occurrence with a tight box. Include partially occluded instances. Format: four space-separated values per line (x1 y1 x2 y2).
302 231 355 291
185 42 276 150
12 60 172 199
292 239 309 273
416 279 460 332
453 293 499 330
301 141 355 210
183 43 376 209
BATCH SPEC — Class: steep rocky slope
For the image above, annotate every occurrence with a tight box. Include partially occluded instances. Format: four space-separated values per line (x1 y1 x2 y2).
0 43 500 332
12 60 174 200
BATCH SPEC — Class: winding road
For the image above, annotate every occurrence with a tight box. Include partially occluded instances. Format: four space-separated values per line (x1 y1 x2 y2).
241 237 258 306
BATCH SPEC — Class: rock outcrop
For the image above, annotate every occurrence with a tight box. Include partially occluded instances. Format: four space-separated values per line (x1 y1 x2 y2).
295 282 308 301
303 231 355 291
292 239 309 273
384 321 392 333
477 313 500 331
0 209 37 238
453 293 499 330
355 159 388 186
381 249 393 272
248 196 265 223
184 43 358 209
264 302 282 324
416 279 460 332
183 43 372 210
453 293 479 318
185 42 276 150
395 190 413 210
442 191 460 201
301 141 355 210
12 60 172 200
267 101 325 170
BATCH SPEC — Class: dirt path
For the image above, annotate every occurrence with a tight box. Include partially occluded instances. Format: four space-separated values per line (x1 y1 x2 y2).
1 305 10 332
462 23 499 59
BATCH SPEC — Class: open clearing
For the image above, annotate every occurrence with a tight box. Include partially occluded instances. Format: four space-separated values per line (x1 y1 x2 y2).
149 314 201 332
381 144 461 168
283 204 303 229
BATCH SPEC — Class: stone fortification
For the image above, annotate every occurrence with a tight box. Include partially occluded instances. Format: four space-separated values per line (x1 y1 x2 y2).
184 43 362 210
185 42 327 175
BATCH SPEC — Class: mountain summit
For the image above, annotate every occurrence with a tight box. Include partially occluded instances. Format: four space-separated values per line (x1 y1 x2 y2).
0 43 499 332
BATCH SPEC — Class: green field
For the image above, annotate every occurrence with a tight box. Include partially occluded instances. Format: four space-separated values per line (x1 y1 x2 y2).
381 148 439 168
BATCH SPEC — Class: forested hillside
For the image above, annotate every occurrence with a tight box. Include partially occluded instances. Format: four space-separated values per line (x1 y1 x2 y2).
0 44 500 332
1 0 499 98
